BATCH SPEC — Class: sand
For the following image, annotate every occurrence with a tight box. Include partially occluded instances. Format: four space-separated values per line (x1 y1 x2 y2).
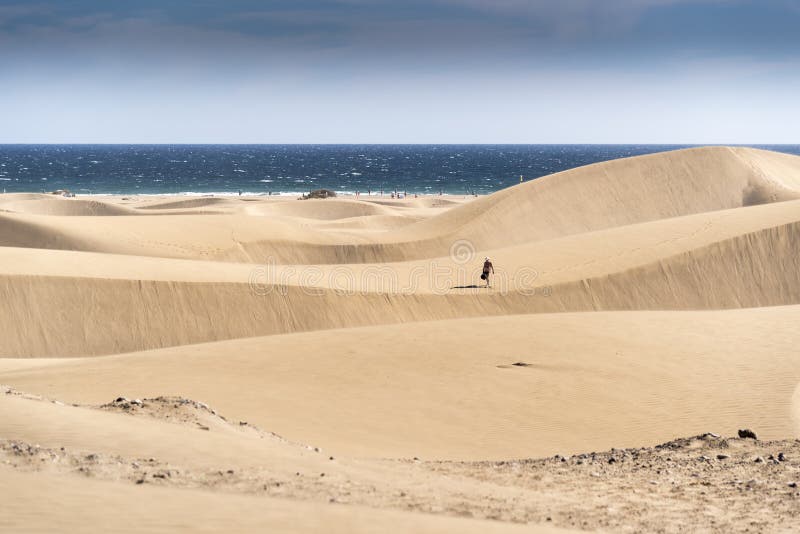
2 146 800 532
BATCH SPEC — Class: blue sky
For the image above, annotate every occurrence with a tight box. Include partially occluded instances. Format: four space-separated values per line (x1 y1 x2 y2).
1 0 798 143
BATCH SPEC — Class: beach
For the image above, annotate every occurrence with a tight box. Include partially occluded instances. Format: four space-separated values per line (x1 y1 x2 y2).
3 146 800 532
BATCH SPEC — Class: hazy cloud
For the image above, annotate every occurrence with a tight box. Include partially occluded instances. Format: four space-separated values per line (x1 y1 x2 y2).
1 0 797 69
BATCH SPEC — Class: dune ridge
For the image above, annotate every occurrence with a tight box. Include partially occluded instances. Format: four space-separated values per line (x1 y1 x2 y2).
5 206 800 357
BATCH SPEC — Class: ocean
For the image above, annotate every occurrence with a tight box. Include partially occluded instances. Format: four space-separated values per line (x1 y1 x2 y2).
1 144 798 196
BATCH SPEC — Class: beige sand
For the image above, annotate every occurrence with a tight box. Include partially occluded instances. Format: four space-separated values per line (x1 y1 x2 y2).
2 146 800 531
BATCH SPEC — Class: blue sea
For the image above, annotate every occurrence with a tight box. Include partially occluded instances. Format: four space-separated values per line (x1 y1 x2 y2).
1 145 798 196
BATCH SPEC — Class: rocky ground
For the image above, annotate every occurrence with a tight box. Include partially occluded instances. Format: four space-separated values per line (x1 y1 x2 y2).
2 386 799 533
432 434 800 532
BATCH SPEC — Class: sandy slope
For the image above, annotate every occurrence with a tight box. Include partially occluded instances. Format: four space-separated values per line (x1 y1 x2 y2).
1 388 798 533
3 309 800 460
3 146 800 532
0 466 559 534
5 195 800 357
394 146 800 248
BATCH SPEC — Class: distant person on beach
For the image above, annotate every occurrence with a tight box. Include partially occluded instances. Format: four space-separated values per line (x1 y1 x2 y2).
482 257 494 288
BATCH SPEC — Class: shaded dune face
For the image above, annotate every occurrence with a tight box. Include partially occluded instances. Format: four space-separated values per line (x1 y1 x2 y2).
0 196 135 216
2 215 800 358
0 214 81 251
2 145 800 469
395 146 800 250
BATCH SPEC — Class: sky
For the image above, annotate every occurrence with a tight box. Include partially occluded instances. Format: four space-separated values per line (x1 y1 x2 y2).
1 0 798 143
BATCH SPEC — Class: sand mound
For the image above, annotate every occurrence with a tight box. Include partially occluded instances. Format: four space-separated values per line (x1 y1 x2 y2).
99 395 261 435
407 197 462 208
312 214 423 231
0 196 134 216
0 193 53 201
136 197 233 210
255 199 392 220
0 213 86 251
0 213 349 262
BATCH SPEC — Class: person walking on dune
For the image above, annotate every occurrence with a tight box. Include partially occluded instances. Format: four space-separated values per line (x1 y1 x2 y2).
482 257 494 288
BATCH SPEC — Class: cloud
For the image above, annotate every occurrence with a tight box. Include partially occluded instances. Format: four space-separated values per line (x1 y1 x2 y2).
0 0 798 77
335 0 735 36
0 0 732 49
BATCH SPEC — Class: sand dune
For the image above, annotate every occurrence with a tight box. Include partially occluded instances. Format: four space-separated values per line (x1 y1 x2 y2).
136 196 236 210
3 308 800 460
3 146 800 532
252 198 393 219
0 213 81 251
393 146 800 249
0 194 135 216
312 213 425 232
5 196 800 357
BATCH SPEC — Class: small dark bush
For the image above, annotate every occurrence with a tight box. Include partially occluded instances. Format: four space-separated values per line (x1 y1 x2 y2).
301 189 337 199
